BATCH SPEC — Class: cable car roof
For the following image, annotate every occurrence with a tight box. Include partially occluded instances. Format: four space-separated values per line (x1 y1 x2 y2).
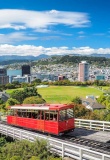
11 106 49 110
9 104 73 110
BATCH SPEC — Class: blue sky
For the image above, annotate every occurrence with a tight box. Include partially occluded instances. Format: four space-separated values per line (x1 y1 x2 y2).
0 0 110 56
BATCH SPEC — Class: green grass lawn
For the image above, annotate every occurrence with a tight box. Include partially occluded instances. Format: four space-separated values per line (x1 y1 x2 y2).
6 86 103 104
6 88 23 94
37 86 102 103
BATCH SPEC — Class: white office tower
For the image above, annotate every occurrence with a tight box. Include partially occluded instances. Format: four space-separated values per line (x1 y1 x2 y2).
78 61 89 82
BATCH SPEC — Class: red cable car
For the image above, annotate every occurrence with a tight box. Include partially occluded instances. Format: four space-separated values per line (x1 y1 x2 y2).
7 104 75 135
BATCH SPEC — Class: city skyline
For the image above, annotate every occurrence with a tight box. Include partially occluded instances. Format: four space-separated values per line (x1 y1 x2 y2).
0 0 110 56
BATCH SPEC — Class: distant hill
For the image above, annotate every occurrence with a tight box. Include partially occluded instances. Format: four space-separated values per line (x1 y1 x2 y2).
1 53 110 65
0 54 50 65
90 54 110 58
0 54 49 61
35 54 110 67
69 53 110 58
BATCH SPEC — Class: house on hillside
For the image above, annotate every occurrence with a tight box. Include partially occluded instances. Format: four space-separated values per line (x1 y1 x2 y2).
0 92 10 102
82 96 105 111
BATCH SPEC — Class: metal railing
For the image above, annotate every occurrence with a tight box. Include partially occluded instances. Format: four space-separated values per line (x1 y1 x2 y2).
75 119 110 131
0 123 110 160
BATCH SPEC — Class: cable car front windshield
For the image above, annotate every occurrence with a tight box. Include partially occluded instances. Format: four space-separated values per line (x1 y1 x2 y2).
59 108 74 121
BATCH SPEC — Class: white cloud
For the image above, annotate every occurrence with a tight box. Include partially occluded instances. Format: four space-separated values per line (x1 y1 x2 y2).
72 47 110 55
34 28 51 33
0 32 62 43
0 45 110 56
0 9 90 31
72 46 95 54
0 32 37 43
0 24 26 30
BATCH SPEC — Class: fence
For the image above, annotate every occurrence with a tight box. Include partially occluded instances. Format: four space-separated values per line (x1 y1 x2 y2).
75 119 110 131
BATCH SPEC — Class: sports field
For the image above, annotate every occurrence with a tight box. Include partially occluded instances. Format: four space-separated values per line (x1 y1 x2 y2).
37 86 102 103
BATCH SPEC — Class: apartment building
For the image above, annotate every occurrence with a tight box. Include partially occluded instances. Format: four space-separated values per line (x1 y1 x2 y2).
78 61 89 82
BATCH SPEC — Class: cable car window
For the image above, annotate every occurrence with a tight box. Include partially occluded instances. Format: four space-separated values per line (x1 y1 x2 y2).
37 111 41 119
59 110 66 121
49 111 58 121
31 110 38 119
21 109 27 118
45 112 49 120
45 111 58 121
27 112 31 118
17 109 22 117
67 108 74 119
41 111 44 120
34 111 38 119
26 109 33 118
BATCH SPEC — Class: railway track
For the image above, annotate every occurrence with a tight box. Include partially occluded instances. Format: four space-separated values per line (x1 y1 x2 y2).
1 121 110 155
61 135 110 155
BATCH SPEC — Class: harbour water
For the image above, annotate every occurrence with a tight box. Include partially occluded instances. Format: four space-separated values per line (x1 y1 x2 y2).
7 69 22 76
7 69 22 83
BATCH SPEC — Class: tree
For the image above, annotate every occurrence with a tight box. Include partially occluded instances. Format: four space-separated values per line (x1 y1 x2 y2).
10 87 41 104
23 96 46 104
0 84 3 91
0 98 4 105
71 96 82 104
94 80 100 86
6 98 20 108
32 79 41 84
0 139 61 160
23 87 39 97
21 82 29 88
9 156 21 160
106 103 110 111
12 81 20 85
0 137 7 147
11 90 26 104
5 83 16 89
97 94 106 104
30 156 40 160
73 104 91 118
104 110 110 121
88 112 100 120
0 103 6 113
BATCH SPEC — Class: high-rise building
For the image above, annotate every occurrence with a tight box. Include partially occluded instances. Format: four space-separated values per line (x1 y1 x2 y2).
0 67 9 84
0 76 9 85
78 61 89 82
0 68 7 76
22 65 31 76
